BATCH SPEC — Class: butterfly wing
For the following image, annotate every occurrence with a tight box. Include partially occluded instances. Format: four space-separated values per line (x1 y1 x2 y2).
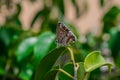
56 22 76 46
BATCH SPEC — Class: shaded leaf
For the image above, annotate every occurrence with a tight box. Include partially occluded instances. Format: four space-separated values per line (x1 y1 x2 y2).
59 63 74 80
109 28 120 57
71 0 80 17
18 64 33 80
43 69 58 80
103 6 120 32
100 0 104 7
0 56 5 75
30 8 50 27
56 0 64 14
0 27 20 46
34 47 66 80
108 28 120 67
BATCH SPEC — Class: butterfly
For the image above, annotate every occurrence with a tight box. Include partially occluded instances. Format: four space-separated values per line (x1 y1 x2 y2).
56 22 77 46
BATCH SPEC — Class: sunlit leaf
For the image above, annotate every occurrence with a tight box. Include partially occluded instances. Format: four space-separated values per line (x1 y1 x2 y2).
33 32 56 67
84 51 113 72
16 37 38 62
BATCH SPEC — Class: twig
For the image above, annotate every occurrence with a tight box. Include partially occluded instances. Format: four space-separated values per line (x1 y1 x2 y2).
67 47 78 80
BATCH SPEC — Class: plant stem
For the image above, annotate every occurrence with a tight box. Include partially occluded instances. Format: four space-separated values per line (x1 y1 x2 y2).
59 68 73 79
82 72 87 80
3 60 11 80
67 47 78 80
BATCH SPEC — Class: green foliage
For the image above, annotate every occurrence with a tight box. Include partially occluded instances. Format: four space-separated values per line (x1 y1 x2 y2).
35 47 112 80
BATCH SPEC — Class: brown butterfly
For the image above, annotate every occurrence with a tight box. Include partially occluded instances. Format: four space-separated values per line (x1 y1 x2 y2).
56 22 77 46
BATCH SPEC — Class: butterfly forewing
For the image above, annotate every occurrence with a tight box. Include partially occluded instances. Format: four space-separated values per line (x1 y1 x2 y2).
56 22 77 46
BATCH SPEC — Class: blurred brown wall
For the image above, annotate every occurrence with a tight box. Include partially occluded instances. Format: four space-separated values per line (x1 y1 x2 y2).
0 0 120 35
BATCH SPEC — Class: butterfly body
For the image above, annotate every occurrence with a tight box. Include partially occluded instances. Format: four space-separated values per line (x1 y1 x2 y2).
56 22 77 46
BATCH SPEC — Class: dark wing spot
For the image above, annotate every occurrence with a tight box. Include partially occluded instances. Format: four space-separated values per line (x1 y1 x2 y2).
66 36 74 43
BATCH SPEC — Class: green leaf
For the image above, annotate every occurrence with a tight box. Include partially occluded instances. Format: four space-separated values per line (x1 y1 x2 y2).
0 57 5 75
109 28 120 56
34 47 66 80
108 28 120 67
71 0 80 17
43 69 58 80
0 27 20 46
100 0 104 7
84 51 113 72
40 19 57 33
18 64 33 80
77 62 89 80
109 28 118 49
59 63 74 80
0 28 11 46
30 10 43 27
30 8 50 27
34 32 56 66
16 37 37 62
56 0 64 14
103 6 120 32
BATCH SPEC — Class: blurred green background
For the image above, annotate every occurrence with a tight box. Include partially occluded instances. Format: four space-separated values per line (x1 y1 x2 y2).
0 0 120 80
